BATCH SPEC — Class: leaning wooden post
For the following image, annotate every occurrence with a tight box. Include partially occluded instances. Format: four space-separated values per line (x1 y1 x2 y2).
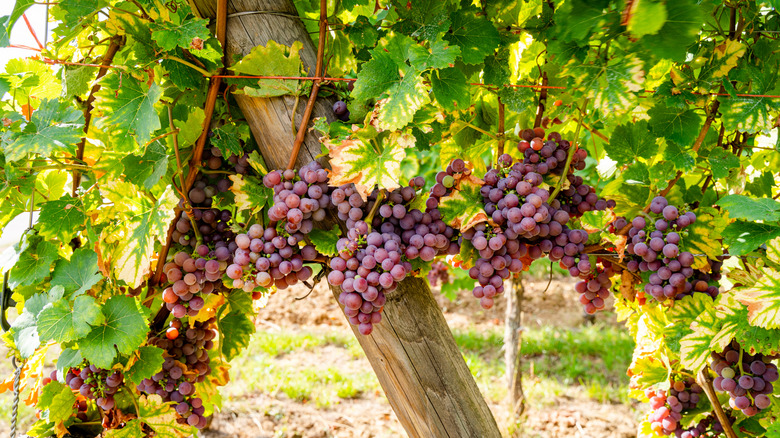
190 1 502 437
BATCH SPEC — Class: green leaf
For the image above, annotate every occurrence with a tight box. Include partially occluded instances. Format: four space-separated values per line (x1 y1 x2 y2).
698 40 746 82
150 18 211 52
641 0 702 61
4 98 84 162
50 247 103 295
8 238 58 289
735 268 780 330
409 38 461 71
679 307 719 374
351 51 401 104
431 67 470 111
722 221 780 256
10 311 39 358
228 174 272 215
173 107 205 147
104 394 195 438
392 0 455 40
37 381 76 425
346 15 379 47
126 346 166 385
122 141 169 190
93 73 163 152
325 128 414 198
551 0 610 43
229 40 305 97
219 310 255 361
662 141 695 171
605 120 657 165
438 175 489 232
211 125 244 158
307 224 340 257
627 0 666 37
716 194 780 222
708 148 740 180
49 0 106 34
62 65 95 98
679 209 728 270
37 195 86 243
377 69 431 130
0 0 35 47
647 104 703 146
719 68 780 134
80 295 148 368
56 348 83 374
444 9 500 64
37 294 104 343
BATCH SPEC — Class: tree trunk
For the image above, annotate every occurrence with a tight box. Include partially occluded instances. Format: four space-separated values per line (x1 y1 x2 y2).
190 1 502 437
504 277 525 416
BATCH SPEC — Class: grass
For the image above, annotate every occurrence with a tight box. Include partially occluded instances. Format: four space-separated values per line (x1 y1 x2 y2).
223 322 634 409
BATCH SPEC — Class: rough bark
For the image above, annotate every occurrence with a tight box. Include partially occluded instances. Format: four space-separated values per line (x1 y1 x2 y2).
504 278 525 416
190 1 502 437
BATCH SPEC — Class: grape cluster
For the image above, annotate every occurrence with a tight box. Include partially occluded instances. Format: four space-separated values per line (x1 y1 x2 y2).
710 340 778 416
263 161 330 235
574 259 615 314
678 413 729 438
622 196 699 302
333 100 350 122
226 224 316 294
678 257 723 300
140 318 216 429
646 378 704 436
429 158 470 201
161 248 226 318
427 261 451 287
62 365 124 411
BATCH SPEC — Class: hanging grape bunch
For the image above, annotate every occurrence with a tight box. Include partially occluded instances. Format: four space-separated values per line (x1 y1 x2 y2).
427 261 451 287
710 340 778 416
60 365 125 412
574 259 616 314
645 378 704 436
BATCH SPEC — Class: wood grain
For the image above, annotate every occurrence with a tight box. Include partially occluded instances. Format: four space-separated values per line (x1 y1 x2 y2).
191 1 501 436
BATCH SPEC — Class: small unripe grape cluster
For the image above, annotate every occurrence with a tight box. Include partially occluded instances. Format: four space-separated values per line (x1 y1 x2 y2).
141 318 217 429
263 161 330 235
226 224 317 294
710 340 778 416
60 365 124 412
646 378 703 436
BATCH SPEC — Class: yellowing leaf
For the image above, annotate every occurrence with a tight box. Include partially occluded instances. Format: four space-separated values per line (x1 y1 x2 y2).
735 267 780 329
228 40 306 97
438 173 488 232
326 128 413 200
229 174 272 215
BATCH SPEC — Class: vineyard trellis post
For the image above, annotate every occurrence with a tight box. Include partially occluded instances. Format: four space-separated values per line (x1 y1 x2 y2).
189 1 502 436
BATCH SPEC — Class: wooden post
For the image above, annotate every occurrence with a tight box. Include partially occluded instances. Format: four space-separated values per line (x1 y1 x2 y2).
190 1 502 437
504 278 525 416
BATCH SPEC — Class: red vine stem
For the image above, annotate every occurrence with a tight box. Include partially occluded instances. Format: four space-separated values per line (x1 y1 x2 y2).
497 97 505 158
286 0 328 171
71 36 124 197
533 72 548 128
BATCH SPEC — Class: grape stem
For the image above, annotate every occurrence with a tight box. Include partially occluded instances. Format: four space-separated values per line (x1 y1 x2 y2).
169 105 202 247
549 97 589 203
697 369 738 438
496 97 505 163
364 190 386 230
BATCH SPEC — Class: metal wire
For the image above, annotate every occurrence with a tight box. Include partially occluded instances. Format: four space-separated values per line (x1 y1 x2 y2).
10 357 22 438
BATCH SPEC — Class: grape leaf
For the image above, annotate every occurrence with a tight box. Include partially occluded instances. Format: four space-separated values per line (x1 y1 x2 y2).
708 148 740 180
307 224 340 257
409 38 461 71
627 351 670 390
431 67 470 111
49 0 106 34
10 309 39 358
722 221 780 256
346 16 379 47
121 141 169 190
37 381 76 425
0 0 35 47
79 295 148 369
392 0 454 40
62 65 95 98
444 8 500 64
211 125 244 159
662 141 695 171
376 68 431 131
8 237 58 289
126 346 166 385
351 51 401 104
56 348 83 374
98 183 178 288
229 174 272 215
716 194 780 222
627 0 666 38
605 120 657 165
50 247 103 296
551 0 610 43
647 104 702 146
228 40 305 97
37 195 86 243
219 310 255 362
698 40 746 82
93 72 163 153
438 174 489 232
734 268 780 330
326 129 414 199
641 0 702 61
679 209 728 270
37 294 104 343
150 18 211 52
104 394 195 438
679 306 720 374
4 98 84 162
